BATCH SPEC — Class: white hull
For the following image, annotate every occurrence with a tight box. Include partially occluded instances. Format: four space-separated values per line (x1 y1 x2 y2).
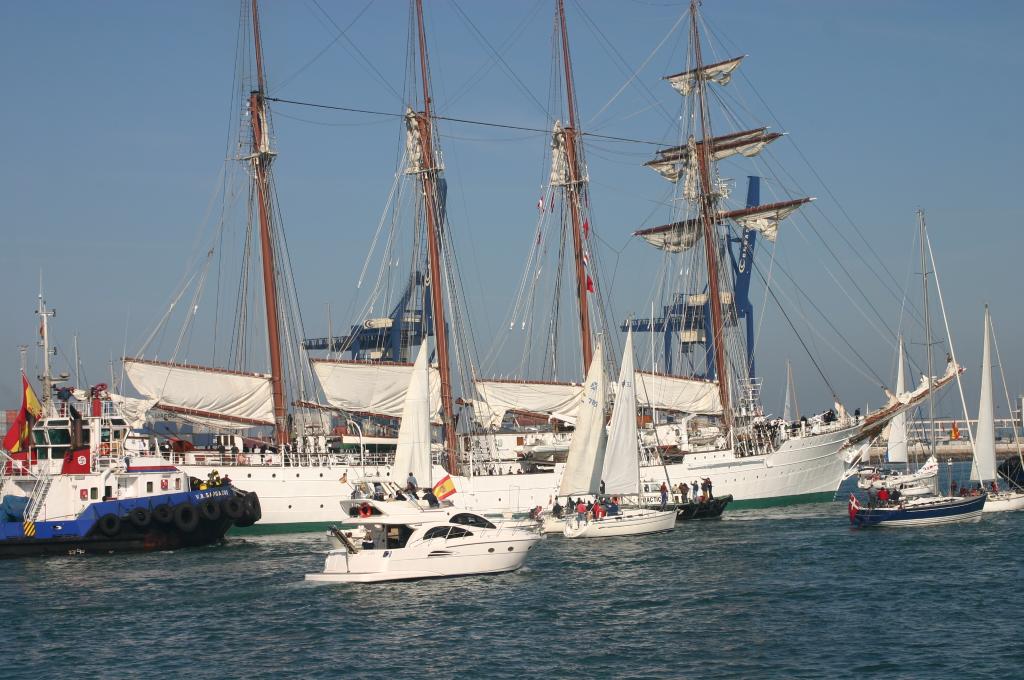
306 533 541 582
649 425 857 506
180 428 852 528
981 491 1024 513
179 461 560 527
562 508 675 538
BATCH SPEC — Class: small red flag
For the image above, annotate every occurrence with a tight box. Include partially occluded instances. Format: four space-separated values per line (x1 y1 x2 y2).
586 275 595 293
583 219 590 237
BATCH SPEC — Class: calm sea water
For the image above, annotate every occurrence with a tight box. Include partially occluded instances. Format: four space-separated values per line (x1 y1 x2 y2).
4 467 1020 679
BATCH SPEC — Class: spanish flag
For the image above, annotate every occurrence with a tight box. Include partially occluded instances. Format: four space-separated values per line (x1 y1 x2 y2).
3 374 42 453
950 420 961 441
432 474 457 501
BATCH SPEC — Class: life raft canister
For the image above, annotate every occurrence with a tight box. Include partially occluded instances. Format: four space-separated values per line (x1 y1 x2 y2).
358 502 373 518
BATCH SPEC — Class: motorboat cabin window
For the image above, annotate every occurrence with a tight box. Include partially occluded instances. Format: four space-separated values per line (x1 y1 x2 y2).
386 525 415 549
146 482 153 493
32 430 47 446
450 513 496 529
447 527 473 539
48 428 71 446
423 526 451 540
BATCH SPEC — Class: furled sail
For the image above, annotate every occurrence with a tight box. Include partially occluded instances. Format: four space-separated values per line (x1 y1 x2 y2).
973 307 997 481
728 198 811 242
404 107 425 174
550 120 570 187
123 358 274 428
558 343 607 497
472 379 583 429
634 197 811 251
312 359 441 420
886 338 909 464
636 371 722 415
665 55 744 96
645 128 781 182
603 331 639 495
388 343 434 488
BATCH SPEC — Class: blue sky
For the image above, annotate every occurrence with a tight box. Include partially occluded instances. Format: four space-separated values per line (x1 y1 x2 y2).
1 1 1022 420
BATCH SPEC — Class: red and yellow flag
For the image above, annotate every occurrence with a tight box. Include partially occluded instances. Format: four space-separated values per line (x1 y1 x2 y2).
432 474 457 501
3 374 42 453
950 420 961 441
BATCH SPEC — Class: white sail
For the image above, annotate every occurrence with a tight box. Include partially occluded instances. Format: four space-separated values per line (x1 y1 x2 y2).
388 343 434 488
108 393 158 429
312 359 441 420
472 379 583 429
636 371 721 415
666 55 744 96
635 199 810 252
782 361 795 423
887 337 909 464
123 358 274 428
974 307 997 481
645 128 780 183
602 331 639 495
558 343 607 496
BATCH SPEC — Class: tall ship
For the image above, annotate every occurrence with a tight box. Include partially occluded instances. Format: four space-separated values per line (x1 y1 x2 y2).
111 1 953 530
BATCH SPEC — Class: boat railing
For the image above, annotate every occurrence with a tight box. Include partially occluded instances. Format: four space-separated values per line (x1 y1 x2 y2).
162 450 397 468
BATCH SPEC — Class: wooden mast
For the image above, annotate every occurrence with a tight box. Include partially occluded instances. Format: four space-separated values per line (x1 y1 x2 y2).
556 0 594 373
689 0 732 426
413 0 459 474
249 0 288 446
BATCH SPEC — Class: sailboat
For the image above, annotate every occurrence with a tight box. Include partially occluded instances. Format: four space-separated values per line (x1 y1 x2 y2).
557 335 676 539
848 211 986 527
971 306 1024 512
856 337 938 496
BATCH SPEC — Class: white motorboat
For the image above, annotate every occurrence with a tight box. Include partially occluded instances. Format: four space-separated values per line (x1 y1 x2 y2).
306 501 541 583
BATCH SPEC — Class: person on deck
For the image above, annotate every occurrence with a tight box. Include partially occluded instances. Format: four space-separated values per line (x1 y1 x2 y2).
878 487 891 504
576 500 587 525
422 489 439 507
660 482 669 510
678 482 688 503
950 480 958 495
406 472 419 499
704 477 714 500
552 499 564 519
691 480 700 500
607 498 620 516
890 488 902 504
593 500 606 520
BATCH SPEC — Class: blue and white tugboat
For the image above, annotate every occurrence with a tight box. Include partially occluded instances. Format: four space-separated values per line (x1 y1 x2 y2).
1 370 261 556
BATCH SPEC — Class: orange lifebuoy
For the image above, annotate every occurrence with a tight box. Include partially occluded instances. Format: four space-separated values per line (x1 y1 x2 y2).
98 443 111 456
358 502 373 519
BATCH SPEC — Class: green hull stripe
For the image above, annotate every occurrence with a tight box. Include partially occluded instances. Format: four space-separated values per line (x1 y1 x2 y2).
229 521 337 535
728 490 836 509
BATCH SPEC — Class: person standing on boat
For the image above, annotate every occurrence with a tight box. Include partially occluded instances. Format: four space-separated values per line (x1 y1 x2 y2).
552 499 563 519
575 499 587 525
692 480 700 501
660 482 669 510
678 482 689 503
406 472 419 499
704 478 714 500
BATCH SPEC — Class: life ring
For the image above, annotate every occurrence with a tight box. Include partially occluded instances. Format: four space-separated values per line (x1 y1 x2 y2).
236 453 248 465
358 502 373 519
98 442 111 456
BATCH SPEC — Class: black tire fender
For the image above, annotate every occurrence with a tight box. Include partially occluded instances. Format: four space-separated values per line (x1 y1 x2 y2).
152 504 174 524
97 513 121 537
174 503 199 532
199 498 221 522
128 507 152 529
222 496 245 520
